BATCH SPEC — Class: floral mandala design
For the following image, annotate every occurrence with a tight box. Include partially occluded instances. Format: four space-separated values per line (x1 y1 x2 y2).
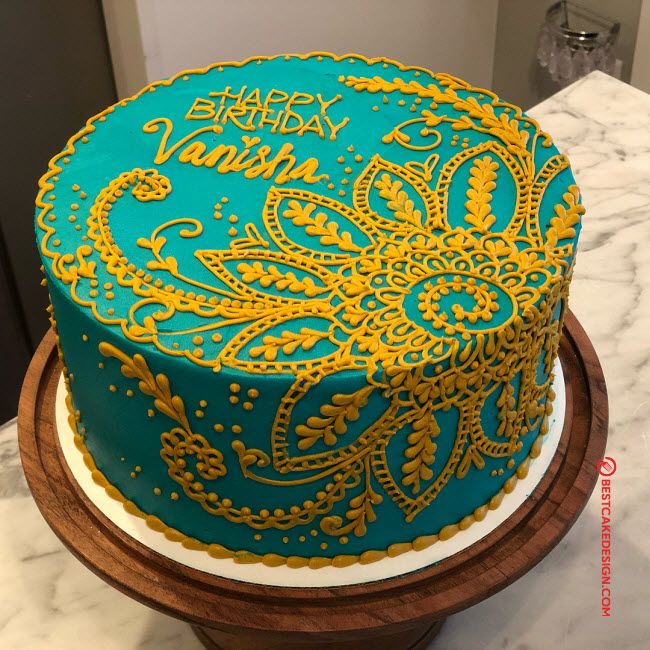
48 96 583 537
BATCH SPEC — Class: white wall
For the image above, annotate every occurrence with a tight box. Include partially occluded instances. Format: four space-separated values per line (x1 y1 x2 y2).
103 0 499 98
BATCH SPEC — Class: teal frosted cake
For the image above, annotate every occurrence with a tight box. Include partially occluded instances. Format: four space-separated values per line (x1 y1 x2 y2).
35 53 583 568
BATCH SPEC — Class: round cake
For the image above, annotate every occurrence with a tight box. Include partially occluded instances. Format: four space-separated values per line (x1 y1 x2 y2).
35 52 583 568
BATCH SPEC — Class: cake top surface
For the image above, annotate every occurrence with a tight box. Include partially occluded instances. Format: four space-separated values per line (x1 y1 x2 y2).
36 52 581 380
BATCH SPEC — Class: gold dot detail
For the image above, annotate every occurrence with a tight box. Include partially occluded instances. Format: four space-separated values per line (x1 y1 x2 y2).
192 335 204 345
199 399 207 407
171 492 179 501
213 423 224 432
195 409 204 418
109 385 117 393
229 395 239 404
247 388 259 398
243 401 253 411
126 389 134 397
231 424 242 434
211 332 223 343
153 488 161 496
147 409 155 417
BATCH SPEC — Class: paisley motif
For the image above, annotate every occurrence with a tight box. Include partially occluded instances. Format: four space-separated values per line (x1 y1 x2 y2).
38 63 584 540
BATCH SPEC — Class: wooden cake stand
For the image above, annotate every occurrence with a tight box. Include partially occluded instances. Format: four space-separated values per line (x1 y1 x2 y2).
17 310 608 649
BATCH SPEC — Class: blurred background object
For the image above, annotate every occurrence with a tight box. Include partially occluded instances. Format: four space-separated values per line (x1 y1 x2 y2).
536 1 620 86
1 0 649 421
493 0 644 107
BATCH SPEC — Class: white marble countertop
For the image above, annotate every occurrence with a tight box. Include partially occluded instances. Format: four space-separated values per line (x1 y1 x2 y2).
2 71 649 649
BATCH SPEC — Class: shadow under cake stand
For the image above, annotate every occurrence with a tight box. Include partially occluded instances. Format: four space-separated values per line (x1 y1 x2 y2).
17 310 608 649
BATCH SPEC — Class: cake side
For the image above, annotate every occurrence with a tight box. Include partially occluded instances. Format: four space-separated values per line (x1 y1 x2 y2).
36 52 583 567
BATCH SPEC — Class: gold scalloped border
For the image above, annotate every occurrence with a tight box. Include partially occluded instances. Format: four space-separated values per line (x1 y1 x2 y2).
41 51 558 569
63 384 553 570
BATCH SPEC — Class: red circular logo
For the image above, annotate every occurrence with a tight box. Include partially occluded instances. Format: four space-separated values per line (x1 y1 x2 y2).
597 457 617 477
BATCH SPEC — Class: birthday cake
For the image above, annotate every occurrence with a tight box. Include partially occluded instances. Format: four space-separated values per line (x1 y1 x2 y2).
35 53 583 569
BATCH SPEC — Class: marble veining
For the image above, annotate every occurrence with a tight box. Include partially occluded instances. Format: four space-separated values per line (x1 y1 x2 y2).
1 71 648 648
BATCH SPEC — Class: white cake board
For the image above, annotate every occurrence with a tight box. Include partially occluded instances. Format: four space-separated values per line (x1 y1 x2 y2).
55 359 564 588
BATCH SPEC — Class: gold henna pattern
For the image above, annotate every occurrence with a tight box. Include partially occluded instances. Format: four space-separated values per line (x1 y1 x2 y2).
98 343 228 487
53 148 578 528
37 54 582 550
62 374 552 568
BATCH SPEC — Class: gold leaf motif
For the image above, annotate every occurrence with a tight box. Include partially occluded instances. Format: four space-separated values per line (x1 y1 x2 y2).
295 385 374 450
496 382 517 437
464 156 498 231
321 459 383 537
249 327 329 362
354 154 439 231
374 173 423 226
401 409 440 494
236 261 321 297
283 199 361 252
98 342 228 484
546 185 584 248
